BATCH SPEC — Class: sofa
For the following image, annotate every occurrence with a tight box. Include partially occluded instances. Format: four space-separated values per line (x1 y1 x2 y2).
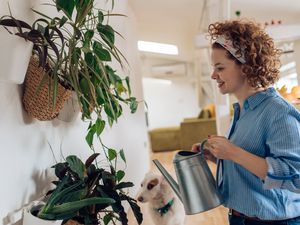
180 118 216 150
148 118 217 152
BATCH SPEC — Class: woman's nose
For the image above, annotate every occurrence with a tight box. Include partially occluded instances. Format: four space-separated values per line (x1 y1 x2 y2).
211 70 218 80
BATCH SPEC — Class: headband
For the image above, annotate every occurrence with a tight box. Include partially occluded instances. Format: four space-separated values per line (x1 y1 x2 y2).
215 36 246 64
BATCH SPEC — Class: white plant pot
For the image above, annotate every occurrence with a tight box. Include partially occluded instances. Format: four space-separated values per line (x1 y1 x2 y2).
0 27 33 84
57 92 81 122
22 201 62 225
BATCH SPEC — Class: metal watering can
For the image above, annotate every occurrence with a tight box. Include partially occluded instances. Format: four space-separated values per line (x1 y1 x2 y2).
153 140 223 215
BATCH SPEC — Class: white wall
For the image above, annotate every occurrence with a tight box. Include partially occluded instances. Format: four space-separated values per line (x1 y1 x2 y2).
142 77 200 129
0 1 149 225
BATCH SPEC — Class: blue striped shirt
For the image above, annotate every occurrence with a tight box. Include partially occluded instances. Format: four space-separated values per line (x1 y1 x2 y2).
217 87 300 220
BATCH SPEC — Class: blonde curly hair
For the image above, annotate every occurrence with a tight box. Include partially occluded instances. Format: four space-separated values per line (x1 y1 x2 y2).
208 20 281 88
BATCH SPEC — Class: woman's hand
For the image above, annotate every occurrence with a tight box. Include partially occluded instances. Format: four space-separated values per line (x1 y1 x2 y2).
206 135 240 161
191 142 217 164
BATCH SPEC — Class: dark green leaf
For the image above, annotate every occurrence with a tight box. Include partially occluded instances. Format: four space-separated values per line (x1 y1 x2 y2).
97 24 115 46
56 0 75 19
84 30 94 42
130 98 138 113
125 76 131 96
104 103 115 120
93 41 111 61
108 148 117 161
96 86 106 105
95 119 105 136
53 162 68 180
84 52 95 68
59 16 68 27
103 213 112 225
119 149 126 163
79 78 89 94
121 195 143 224
47 197 115 214
85 129 94 147
116 170 125 182
66 155 86 179
115 182 134 190
98 11 104 23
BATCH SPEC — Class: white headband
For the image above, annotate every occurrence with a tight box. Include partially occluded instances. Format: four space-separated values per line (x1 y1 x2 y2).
215 36 246 64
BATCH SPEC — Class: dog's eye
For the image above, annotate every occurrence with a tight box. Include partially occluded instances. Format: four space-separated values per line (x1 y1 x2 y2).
141 183 143 187
147 183 154 190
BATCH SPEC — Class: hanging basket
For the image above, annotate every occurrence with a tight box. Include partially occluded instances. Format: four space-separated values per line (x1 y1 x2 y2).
23 57 72 121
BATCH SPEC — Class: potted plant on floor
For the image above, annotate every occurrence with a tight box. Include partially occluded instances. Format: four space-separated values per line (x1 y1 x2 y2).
23 153 142 225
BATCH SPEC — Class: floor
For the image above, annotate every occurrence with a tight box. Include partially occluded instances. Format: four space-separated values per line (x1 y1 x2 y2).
127 150 229 225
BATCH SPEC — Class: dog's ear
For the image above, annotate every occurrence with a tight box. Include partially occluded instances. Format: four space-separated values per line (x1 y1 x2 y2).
147 178 159 190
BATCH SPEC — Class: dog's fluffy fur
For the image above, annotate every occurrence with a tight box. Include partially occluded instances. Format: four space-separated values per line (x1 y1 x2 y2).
137 172 185 225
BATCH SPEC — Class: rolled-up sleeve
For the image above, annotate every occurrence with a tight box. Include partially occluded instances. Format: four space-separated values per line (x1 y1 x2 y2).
263 110 300 192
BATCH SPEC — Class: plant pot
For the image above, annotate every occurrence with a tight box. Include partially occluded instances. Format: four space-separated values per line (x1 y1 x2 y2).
0 27 33 84
22 57 72 121
22 201 62 225
57 92 81 122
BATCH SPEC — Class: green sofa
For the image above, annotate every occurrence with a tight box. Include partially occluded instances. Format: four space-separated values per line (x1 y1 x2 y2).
148 118 217 152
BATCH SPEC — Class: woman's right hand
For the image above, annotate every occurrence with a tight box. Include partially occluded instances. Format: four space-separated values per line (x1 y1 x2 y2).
191 142 217 164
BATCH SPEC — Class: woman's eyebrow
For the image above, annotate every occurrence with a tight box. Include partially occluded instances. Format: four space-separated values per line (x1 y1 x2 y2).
212 63 223 66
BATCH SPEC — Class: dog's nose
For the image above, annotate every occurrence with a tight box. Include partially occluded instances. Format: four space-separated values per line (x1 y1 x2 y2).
137 196 144 202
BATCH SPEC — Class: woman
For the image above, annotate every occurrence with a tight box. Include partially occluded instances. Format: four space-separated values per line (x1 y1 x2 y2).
192 20 300 225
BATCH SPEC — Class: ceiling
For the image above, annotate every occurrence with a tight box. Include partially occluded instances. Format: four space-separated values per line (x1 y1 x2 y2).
129 0 300 59
129 0 300 78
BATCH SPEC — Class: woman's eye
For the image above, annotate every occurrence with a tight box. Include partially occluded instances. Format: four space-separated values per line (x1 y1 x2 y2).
216 67 224 71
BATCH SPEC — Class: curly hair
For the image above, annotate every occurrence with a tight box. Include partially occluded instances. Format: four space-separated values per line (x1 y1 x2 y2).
208 20 281 88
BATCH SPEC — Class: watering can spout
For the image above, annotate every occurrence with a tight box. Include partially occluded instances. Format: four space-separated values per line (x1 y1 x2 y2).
152 159 182 202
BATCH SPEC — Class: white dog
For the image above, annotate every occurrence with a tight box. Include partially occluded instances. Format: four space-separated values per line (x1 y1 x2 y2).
137 172 185 225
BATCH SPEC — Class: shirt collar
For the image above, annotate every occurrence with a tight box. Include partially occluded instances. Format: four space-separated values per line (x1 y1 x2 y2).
233 87 277 111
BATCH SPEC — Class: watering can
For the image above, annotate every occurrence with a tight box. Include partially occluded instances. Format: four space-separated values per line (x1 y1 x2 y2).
153 140 223 215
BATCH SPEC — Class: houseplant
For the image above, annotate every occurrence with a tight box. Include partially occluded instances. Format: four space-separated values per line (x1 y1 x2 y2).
29 153 143 225
1 1 143 224
0 0 138 122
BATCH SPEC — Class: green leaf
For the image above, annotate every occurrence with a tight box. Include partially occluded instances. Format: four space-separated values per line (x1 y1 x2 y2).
48 197 115 214
79 78 89 94
95 119 105 136
97 24 115 46
84 52 95 68
56 0 75 19
59 16 68 27
103 213 112 225
85 129 94 147
66 155 86 179
84 30 94 41
125 76 131 96
108 148 117 161
98 11 104 24
104 103 115 120
115 182 134 190
116 82 126 94
119 149 126 163
116 170 125 182
130 97 138 113
96 86 106 105
93 41 111 61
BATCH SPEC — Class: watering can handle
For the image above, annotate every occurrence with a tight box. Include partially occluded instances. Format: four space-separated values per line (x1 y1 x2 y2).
200 139 208 155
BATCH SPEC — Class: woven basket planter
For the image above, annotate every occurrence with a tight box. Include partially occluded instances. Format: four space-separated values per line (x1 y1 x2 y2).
23 57 72 121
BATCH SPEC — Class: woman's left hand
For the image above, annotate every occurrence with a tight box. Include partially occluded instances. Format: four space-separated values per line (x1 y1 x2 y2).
206 135 240 161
